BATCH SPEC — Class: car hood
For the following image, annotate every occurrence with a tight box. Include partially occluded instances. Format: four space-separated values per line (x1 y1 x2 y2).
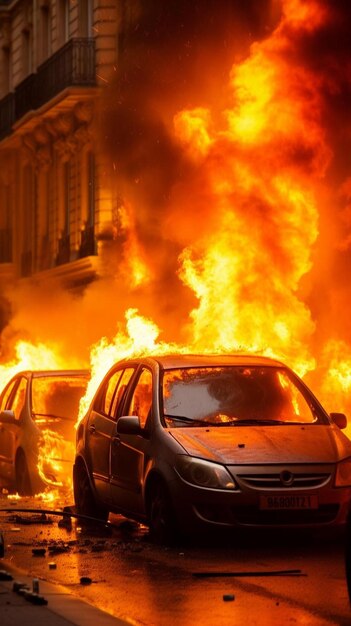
169 424 351 465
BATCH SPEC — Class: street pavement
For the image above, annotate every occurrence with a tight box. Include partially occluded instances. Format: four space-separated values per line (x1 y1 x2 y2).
1 493 351 625
0 563 129 626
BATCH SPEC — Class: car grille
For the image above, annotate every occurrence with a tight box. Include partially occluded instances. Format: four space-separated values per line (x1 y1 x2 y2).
233 504 339 526
236 472 331 490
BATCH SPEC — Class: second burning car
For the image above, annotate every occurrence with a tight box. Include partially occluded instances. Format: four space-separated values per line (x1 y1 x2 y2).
73 354 351 542
0 369 89 494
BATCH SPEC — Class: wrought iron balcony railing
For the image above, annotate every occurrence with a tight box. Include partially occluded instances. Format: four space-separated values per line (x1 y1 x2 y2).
11 38 96 126
0 228 12 263
15 72 37 121
36 38 96 109
0 93 15 140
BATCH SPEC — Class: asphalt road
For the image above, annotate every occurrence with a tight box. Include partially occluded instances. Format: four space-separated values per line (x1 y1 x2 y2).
0 493 350 626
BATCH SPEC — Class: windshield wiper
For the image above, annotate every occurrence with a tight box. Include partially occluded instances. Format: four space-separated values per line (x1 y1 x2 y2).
224 419 298 426
164 414 209 427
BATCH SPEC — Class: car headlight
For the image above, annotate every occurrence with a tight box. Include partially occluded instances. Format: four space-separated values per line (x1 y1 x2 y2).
175 456 237 490
335 457 351 487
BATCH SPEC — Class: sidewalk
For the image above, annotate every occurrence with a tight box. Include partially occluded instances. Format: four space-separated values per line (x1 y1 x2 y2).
0 564 130 626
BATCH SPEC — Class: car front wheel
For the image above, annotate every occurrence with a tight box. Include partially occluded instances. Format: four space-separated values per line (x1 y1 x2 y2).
73 461 109 523
148 480 178 545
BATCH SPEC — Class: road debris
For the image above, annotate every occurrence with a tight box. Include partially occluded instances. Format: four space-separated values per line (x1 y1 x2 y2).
13 581 29 593
32 547 47 557
23 590 48 605
193 569 304 578
0 506 115 528
8 513 53 525
80 576 92 585
223 594 235 601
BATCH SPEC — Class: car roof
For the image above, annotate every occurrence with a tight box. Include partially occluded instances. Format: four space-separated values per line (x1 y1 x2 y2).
15 370 90 378
123 354 286 370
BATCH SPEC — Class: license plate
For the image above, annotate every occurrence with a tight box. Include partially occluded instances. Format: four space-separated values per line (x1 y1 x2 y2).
259 495 318 510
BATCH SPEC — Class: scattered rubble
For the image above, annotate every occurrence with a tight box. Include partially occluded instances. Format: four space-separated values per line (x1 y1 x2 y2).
8 513 53 525
32 547 47 557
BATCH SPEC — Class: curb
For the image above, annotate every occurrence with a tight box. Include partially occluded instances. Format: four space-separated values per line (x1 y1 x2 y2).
0 562 131 626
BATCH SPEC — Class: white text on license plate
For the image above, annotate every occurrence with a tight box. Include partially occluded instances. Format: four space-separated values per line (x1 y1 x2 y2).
260 495 318 510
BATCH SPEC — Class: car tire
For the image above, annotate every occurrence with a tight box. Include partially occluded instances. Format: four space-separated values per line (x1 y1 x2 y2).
148 480 178 545
73 461 109 523
15 452 33 496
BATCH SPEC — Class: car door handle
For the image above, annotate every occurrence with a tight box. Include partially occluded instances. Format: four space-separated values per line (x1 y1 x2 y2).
89 424 96 434
112 436 121 446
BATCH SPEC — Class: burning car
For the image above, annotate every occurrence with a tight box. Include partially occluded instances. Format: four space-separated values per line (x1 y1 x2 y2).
0 370 89 495
73 355 351 542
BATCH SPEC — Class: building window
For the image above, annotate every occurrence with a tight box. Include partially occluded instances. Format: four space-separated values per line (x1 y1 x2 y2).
56 160 71 265
1 46 11 93
40 4 51 61
21 165 33 276
79 151 95 257
0 184 12 263
22 29 32 77
57 0 69 45
63 160 70 236
80 0 94 37
87 151 95 227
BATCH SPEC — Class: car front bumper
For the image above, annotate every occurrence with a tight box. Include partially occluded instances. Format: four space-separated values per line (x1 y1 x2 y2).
168 464 351 533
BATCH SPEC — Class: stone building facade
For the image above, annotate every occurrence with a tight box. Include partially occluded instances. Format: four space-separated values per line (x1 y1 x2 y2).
0 0 128 297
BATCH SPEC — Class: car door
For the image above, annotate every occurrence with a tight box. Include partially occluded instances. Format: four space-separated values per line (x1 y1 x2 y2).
0 376 27 482
110 367 153 515
0 378 19 481
86 366 135 502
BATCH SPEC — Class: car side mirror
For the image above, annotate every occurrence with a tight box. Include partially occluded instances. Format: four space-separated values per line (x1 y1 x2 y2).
0 410 16 425
330 412 347 430
117 415 142 435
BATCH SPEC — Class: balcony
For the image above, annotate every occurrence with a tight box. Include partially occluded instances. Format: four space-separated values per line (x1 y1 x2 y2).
36 38 96 109
0 93 15 140
12 38 96 126
0 228 12 263
15 73 37 122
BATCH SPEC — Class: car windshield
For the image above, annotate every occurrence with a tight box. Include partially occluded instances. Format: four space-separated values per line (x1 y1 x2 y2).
32 375 88 421
162 366 326 427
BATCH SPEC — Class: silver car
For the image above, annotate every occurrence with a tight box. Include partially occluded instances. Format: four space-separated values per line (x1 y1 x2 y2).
73 355 351 542
0 369 89 495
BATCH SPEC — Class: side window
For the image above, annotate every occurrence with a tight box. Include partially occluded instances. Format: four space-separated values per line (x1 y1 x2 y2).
101 370 122 417
110 368 135 419
10 378 27 420
127 369 153 429
0 380 18 412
